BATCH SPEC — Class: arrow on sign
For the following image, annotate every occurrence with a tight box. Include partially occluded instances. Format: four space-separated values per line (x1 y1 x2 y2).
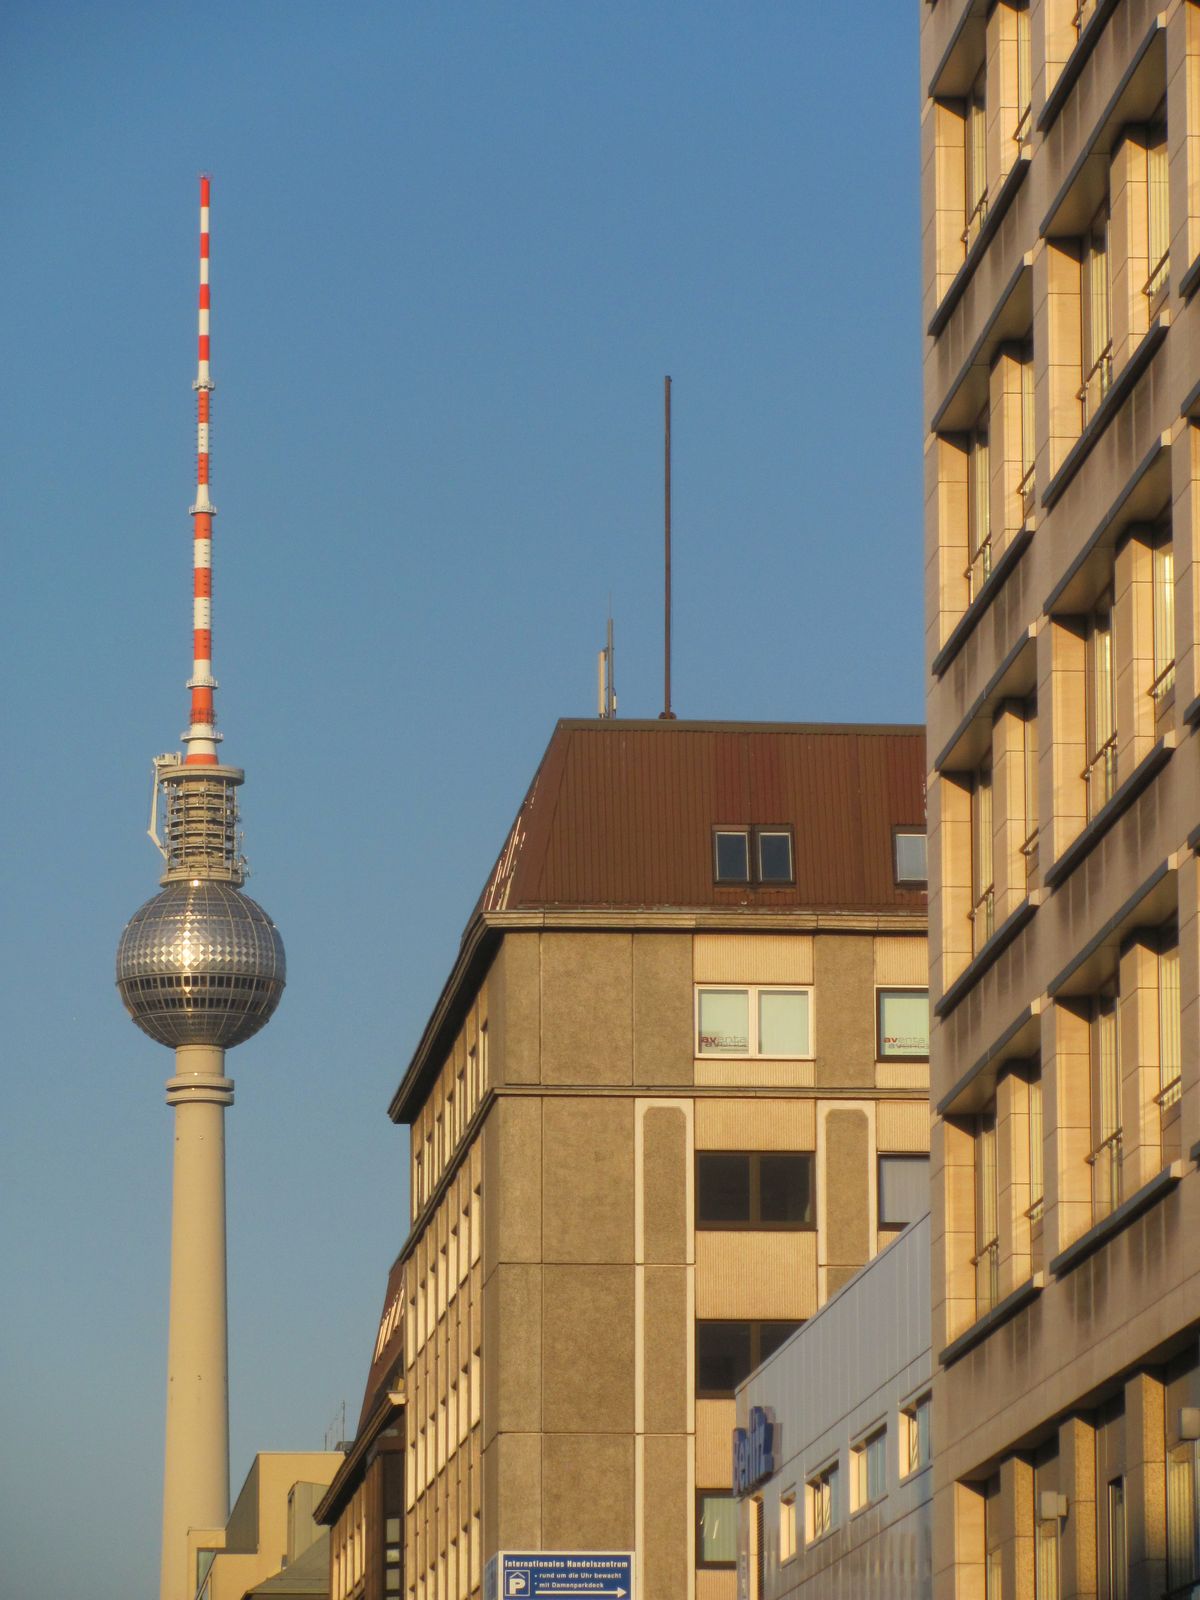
537 1590 627 1597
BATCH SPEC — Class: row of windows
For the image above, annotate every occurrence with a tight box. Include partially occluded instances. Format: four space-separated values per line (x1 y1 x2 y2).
712 826 926 888
695 985 929 1061
696 1153 928 1239
966 925 1179 1323
697 1394 931 1570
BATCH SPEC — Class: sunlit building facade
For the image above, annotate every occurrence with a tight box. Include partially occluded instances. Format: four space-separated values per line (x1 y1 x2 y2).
922 1 1200 1595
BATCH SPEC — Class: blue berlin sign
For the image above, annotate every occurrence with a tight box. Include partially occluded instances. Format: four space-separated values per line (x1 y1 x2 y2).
484 1553 634 1600
731 1405 777 1495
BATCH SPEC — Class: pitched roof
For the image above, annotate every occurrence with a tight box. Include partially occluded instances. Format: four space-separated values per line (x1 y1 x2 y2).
477 719 927 915
389 719 926 1123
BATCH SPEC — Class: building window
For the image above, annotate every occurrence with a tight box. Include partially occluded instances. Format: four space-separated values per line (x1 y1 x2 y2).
779 1491 797 1562
1085 591 1117 817
696 1491 738 1570
1081 200 1112 424
1015 3 1032 142
1108 1479 1128 1600
964 62 989 253
985 1475 1003 1600
696 985 811 1058
878 1155 930 1230
851 1428 887 1511
1152 532 1176 714
877 988 929 1059
714 826 795 885
1019 343 1036 522
1021 696 1039 885
1028 1071 1044 1222
1145 113 1169 313
806 1461 839 1543
975 1107 999 1315
1167 1440 1200 1592
967 406 992 599
695 1320 801 1397
972 756 995 953
1159 930 1182 1139
1091 986 1122 1220
900 1395 932 1477
894 828 928 885
696 1152 815 1229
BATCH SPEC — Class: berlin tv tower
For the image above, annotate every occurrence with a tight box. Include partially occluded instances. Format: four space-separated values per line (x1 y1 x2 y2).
116 177 286 1600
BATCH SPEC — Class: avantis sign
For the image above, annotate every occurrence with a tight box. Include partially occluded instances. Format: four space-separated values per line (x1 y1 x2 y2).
731 1406 777 1495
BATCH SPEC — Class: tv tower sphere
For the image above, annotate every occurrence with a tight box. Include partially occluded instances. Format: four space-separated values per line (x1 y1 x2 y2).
116 176 285 1600
117 878 285 1048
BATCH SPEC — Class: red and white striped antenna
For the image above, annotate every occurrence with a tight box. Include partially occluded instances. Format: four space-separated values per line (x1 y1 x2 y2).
184 174 219 766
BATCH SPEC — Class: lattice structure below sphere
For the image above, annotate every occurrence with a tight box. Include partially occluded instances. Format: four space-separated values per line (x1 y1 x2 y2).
116 880 286 1048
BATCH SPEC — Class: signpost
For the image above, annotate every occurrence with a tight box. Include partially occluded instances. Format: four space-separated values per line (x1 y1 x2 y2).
484 1553 635 1600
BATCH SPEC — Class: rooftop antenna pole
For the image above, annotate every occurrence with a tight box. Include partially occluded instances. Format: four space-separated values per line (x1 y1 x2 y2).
660 375 676 720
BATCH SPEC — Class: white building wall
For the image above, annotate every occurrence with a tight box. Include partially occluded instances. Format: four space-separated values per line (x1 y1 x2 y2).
734 1213 932 1600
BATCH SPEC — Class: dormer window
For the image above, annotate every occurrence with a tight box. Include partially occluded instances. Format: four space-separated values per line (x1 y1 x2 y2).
894 828 928 886
713 827 794 885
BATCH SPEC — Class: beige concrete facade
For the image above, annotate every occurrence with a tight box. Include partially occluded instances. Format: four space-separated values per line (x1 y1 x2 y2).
394 919 928 1600
923 2 1200 1596
189 1452 342 1600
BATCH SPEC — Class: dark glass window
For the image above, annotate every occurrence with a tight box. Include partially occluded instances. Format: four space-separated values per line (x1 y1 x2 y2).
758 829 794 883
696 1320 802 1396
715 830 750 882
697 1152 815 1228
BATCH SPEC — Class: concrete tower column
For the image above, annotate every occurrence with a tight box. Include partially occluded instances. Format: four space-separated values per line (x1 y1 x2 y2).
160 1043 235 1600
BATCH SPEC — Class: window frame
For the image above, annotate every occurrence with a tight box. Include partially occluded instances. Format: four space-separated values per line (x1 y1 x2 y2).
712 825 796 887
695 1149 816 1232
695 1489 739 1571
695 984 814 1061
850 1426 888 1514
695 1319 804 1400
877 1153 931 1231
876 987 930 1061
893 826 928 886
805 1458 840 1546
899 1392 932 1481
779 1488 798 1564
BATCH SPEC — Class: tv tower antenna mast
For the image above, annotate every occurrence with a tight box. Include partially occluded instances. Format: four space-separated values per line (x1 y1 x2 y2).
116 177 286 1600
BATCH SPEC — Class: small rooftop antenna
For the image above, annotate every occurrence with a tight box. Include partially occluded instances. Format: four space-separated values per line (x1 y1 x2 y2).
659 375 676 720
597 603 616 719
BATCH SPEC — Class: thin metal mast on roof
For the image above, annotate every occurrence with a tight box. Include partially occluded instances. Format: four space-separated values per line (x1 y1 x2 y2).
660 375 676 720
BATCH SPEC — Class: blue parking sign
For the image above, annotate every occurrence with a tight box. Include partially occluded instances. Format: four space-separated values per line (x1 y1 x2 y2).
484 1552 635 1600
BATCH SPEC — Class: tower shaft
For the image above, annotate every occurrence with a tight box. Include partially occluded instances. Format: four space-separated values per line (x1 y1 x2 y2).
160 1044 233 1600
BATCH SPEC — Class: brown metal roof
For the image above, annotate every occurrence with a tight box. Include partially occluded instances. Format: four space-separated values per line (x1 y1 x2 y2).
389 718 927 1124
477 719 928 916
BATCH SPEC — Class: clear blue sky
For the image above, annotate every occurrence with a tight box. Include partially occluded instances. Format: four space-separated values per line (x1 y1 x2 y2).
1 3 922 1594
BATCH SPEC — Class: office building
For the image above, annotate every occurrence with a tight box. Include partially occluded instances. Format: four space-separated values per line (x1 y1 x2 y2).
922 2 1200 1595
386 717 928 1600
732 1215 932 1600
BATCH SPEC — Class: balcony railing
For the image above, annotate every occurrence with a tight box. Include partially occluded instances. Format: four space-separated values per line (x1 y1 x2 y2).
1079 341 1113 425
1020 828 1040 889
1083 734 1117 818
973 1237 1000 1317
967 536 993 601
1145 251 1170 318
1018 462 1036 525
962 189 990 254
971 886 995 954
1150 659 1176 713
1073 0 1098 34
1088 1128 1123 1220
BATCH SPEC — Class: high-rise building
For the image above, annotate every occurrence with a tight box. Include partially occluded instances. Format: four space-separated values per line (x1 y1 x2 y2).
115 178 286 1600
382 717 928 1600
922 3 1200 1595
